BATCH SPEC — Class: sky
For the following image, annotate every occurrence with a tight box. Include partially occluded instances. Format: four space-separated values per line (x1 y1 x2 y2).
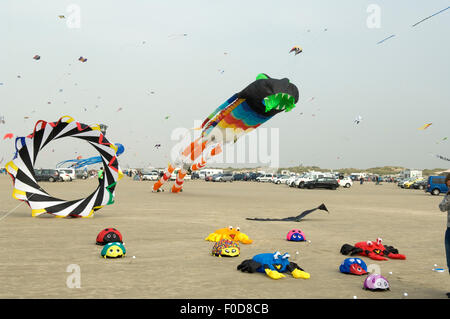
0 0 449 170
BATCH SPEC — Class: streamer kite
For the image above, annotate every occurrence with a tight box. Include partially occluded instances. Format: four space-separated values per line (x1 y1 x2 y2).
377 34 396 45
56 143 125 169
5 116 123 218
246 204 329 222
153 73 299 193
412 6 449 27
435 154 450 162
418 123 432 130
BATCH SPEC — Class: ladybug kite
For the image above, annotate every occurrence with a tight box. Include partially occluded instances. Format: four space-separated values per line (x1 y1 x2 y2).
340 238 406 261
96 228 123 245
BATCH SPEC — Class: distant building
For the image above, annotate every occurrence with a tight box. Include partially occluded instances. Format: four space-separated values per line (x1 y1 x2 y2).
401 169 422 179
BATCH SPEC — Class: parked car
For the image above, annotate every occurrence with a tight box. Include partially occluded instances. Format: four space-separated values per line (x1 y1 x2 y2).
75 169 88 179
214 172 233 182
191 172 200 180
337 176 353 188
59 172 73 182
233 173 244 181
142 170 160 181
273 175 290 184
304 177 339 190
57 168 76 180
293 173 327 188
256 173 274 183
404 177 424 189
398 178 413 188
412 179 427 190
34 169 60 182
426 176 449 195
210 174 222 182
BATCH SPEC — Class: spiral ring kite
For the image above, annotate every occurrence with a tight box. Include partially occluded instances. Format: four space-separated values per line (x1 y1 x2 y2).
5 116 123 218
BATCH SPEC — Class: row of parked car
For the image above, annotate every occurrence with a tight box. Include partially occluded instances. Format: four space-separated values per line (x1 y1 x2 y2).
272 173 353 190
34 168 88 182
398 176 449 195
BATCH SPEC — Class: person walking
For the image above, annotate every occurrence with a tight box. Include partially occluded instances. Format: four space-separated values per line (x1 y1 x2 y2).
438 173 450 298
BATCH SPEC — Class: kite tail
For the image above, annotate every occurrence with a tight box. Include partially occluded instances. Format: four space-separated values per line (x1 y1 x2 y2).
181 138 208 162
152 163 175 192
191 159 207 171
190 144 222 172
171 169 187 193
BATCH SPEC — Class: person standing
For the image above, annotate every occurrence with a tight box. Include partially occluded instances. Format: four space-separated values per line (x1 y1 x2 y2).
438 173 450 298
98 167 104 182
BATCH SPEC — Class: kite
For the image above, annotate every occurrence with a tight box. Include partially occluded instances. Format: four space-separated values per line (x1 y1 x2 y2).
96 228 123 245
246 203 328 222
3 133 13 140
117 107 123 112
286 229 306 242
58 15 65 19
354 115 362 124
418 123 432 130
412 6 449 27
340 238 406 261
435 154 450 162
237 252 310 280
154 144 161 149
289 46 303 55
0 116 5 124
56 143 125 169
364 274 390 291
205 226 253 244
153 73 299 193
5 116 123 218
78 56 88 62
211 239 240 257
377 34 396 45
33 55 41 60
164 115 170 119
101 242 126 258
168 33 188 39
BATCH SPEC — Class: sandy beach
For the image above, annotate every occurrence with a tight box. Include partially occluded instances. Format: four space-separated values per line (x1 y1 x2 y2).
0 175 448 299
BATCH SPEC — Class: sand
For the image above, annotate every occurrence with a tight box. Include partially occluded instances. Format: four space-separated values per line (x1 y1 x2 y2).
0 175 448 299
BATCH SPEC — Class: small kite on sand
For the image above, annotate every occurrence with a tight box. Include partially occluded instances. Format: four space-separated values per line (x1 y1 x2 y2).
246 204 329 222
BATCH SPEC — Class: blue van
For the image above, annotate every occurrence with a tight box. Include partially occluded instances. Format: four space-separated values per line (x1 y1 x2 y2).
426 176 449 195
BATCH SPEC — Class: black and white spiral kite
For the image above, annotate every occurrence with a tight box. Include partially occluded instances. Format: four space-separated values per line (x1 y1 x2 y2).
5 116 123 218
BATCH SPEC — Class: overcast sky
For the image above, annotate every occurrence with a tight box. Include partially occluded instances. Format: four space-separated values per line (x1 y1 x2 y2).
0 0 449 170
